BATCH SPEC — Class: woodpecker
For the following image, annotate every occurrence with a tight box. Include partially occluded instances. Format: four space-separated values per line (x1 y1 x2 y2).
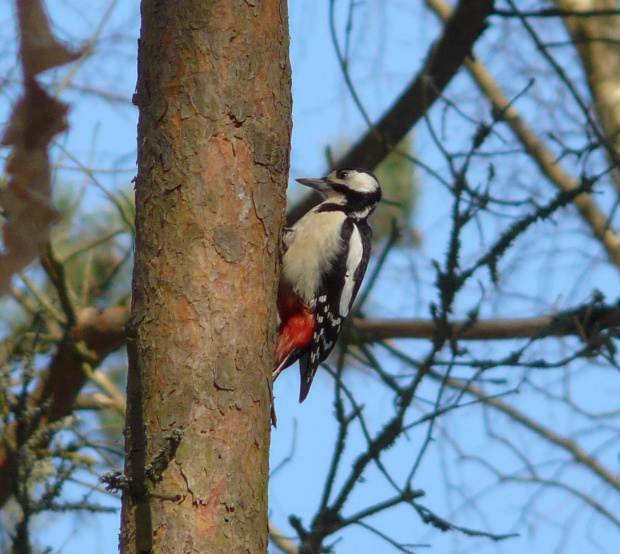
274 168 382 402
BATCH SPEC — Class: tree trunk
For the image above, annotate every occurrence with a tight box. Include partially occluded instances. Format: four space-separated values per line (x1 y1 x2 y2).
120 1 291 552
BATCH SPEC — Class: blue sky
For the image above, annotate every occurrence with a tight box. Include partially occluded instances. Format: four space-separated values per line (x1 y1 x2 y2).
1 1 619 553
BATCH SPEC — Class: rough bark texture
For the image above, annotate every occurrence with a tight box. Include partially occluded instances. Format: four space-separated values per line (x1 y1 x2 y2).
120 1 291 553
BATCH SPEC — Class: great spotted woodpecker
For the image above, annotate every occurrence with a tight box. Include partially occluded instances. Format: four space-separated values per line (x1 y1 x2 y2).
274 168 382 402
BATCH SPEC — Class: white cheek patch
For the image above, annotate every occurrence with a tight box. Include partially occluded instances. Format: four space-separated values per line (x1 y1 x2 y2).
349 172 378 193
339 225 363 317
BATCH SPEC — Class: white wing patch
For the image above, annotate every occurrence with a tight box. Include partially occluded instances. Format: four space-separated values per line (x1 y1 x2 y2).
339 225 363 317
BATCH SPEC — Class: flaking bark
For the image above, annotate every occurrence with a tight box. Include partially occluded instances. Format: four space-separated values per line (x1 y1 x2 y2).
120 1 291 552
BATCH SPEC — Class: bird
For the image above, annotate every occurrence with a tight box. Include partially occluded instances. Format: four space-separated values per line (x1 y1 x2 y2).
273 168 382 403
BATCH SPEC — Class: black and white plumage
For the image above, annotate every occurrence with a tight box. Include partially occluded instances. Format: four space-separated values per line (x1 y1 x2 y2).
274 168 382 402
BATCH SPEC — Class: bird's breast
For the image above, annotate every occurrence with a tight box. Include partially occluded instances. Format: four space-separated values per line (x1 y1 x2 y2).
281 210 347 305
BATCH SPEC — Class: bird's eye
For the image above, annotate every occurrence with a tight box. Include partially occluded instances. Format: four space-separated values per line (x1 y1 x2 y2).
336 170 349 180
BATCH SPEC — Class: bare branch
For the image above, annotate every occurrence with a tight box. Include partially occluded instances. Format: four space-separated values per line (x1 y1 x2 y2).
431 372 620 492
287 0 495 224
426 0 620 269
0 305 128 508
354 299 620 342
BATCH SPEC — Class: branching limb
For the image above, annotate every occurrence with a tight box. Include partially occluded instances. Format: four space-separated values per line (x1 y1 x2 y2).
287 0 495 224
426 0 620 269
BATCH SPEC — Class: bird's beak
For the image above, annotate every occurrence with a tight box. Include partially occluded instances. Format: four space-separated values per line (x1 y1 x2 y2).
296 177 330 193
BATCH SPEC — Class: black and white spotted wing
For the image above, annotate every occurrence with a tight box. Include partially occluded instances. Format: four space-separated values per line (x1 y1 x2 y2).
298 218 373 402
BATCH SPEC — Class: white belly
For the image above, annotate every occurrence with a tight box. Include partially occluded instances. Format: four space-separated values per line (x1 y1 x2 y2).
282 210 346 306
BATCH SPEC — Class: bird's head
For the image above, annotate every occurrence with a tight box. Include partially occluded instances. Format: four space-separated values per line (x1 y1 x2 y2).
296 168 382 217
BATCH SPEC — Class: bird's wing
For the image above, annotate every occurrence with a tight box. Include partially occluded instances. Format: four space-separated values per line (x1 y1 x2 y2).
298 220 372 402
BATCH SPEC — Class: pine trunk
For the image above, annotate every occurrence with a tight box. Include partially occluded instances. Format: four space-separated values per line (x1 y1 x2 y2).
120 1 291 552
